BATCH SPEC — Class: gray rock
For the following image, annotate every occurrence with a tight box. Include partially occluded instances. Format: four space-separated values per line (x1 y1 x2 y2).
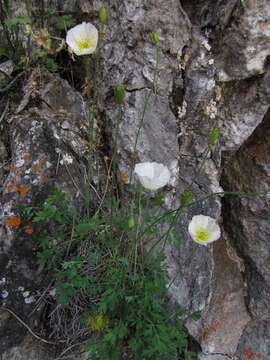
198 354 237 360
236 319 270 360
215 1 270 81
0 70 89 357
0 60 14 87
222 109 270 318
0 334 53 360
187 235 250 355
1 0 270 359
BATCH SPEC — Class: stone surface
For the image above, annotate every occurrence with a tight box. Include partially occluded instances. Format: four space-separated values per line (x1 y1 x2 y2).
0 70 89 357
1 0 270 359
0 60 14 87
198 354 235 360
187 233 250 355
236 319 270 360
221 109 270 359
222 109 270 312
0 334 53 360
214 0 270 81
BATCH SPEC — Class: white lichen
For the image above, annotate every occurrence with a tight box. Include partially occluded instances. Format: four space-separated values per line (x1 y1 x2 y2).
178 100 187 119
24 295 35 304
60 154 73 165
205 99 218 119
1 290 9 298
202 39 211 51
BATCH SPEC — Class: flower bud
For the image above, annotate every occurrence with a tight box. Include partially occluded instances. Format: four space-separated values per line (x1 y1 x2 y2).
152 31 159 46
128 216 135 228
114 84 125 105
180 191 193 208
99 7 108 25
209 126 220 146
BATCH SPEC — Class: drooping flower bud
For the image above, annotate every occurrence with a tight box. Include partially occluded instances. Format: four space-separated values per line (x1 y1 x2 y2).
128 216 135 228
152 31 159 46
209 126 220 146
99 7 108 25
115 84 125 105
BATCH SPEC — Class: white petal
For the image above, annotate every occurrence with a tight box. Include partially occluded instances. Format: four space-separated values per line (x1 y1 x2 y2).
188 215 208 233
188 215 221 245
65 22 98 55
134 163 154 178
134 162 170 190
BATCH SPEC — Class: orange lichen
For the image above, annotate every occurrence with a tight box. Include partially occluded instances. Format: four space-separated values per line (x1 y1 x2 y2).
264 258 270 266
120 172 129 183
24 226 34 235
22 154 30 159
243 348 256 360
17 187 30 196
10 167 21 175
254 146 265 157
5 216 21 227
5 181 20 192
33 159 46 171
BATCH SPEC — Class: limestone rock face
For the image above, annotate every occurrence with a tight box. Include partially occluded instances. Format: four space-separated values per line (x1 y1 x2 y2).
222 110 270 360
0 0 270 359
0 70 89 358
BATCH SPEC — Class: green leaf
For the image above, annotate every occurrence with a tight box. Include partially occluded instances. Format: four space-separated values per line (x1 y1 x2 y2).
190 311 201 321
5 16 32 28
45 58 58 72
181 190 193 208
36 50 48 57
56 15 76 30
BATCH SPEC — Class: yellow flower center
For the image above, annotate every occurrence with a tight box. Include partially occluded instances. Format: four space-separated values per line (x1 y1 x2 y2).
77 37 94 51
195 229 210 242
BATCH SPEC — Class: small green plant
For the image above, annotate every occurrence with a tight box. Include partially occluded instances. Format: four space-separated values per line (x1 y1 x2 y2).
4 15 32 29
33 186 195 359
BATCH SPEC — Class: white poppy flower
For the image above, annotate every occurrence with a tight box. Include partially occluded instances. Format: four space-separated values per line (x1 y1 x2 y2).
134 162 171 190
188 215 221 245
66 22 98 56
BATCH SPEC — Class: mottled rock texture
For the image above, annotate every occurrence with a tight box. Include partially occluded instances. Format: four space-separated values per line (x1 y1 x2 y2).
0 70 89 358
0 0 270 359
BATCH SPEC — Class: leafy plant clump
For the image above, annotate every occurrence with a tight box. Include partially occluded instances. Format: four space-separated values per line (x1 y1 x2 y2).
33 189 195 360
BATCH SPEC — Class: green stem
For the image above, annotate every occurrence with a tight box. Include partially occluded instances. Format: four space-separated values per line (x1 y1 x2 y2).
129 43 160 185
84 25 104 216
143 188 270 252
